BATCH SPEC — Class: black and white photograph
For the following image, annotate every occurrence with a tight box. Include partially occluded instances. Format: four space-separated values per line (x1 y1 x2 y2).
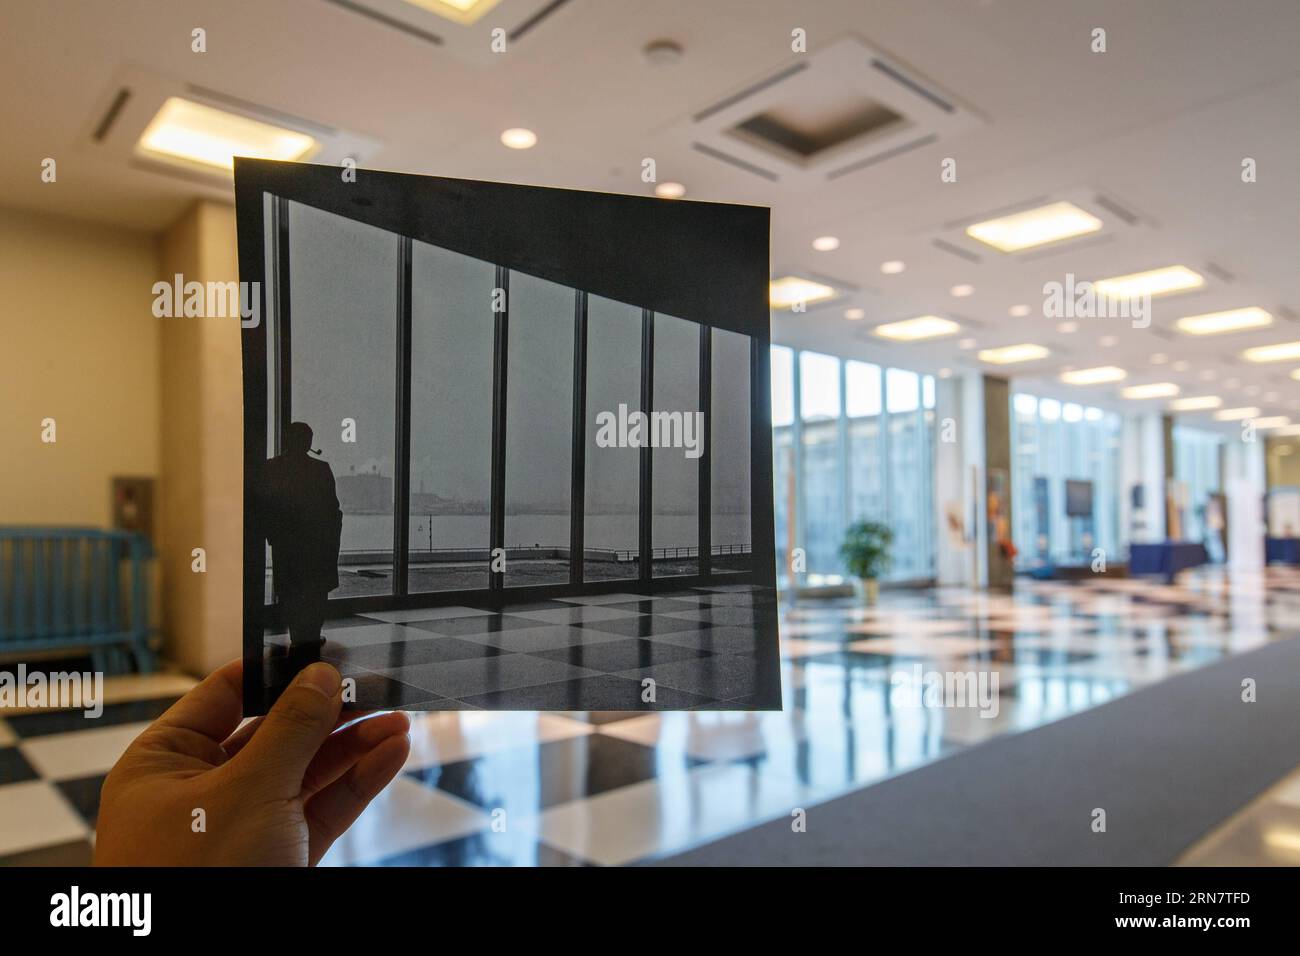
237 160 780 713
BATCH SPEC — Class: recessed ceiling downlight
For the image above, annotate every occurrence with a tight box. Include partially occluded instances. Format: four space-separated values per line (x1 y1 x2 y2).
500 127 538 149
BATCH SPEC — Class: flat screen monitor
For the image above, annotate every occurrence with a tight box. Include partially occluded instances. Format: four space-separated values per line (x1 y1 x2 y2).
1065 479 1094 518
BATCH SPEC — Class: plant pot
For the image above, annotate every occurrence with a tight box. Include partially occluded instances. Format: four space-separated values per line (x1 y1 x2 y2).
857 577 880 605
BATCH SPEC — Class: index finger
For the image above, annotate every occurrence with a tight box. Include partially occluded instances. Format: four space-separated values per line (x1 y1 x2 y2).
221 709 379 760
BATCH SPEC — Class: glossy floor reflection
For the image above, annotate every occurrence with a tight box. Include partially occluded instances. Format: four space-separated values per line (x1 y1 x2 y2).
5 566 1300 865
1177 763 1300 866
322 565 1300 865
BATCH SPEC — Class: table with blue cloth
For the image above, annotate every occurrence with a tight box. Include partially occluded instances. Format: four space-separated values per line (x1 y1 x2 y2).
1127 541 1209 583
1266 537 1300 565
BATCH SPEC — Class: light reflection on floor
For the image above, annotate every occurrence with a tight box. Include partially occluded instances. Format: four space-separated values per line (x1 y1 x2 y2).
5 565 1300 866
324 565 1300 865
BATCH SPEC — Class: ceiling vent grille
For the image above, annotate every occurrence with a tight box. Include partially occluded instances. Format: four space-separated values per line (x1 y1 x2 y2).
931 238 982 265
322 0 573 62
678 36 980 188
91 88 132 141
1203 261 1236 283
1091 193 1141 226
324 0 446 45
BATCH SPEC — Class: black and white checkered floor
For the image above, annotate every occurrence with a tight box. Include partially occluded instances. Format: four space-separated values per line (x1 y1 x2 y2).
5 567 1300 866
264 583 782 711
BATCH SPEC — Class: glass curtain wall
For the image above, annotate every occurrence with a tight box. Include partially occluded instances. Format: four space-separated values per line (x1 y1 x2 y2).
799 352 842 578
711 328 753 572
651 313 702 577
771 347 796 582
265 195 758 608
503 271 575 587
1173 425 1223 545
286 201 398 598
409 240 495 593
772 346 937 587
584 295 643 581
1009 393 1122 567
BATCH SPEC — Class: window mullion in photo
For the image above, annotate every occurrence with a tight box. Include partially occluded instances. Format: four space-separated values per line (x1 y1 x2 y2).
837 357 850 576
698 325 712 578
273 195 292 451
489 265 510 593
790 349 804 585
569 290 587 586
393 236 413 599
638 308 654 586
880 368 892 579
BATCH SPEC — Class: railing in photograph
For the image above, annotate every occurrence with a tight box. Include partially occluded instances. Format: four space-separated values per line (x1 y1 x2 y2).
0 528 155 673
334 543 754 565
612 543 753 563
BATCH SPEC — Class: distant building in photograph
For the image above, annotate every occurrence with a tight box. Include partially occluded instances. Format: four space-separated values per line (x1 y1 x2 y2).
337 472 392 514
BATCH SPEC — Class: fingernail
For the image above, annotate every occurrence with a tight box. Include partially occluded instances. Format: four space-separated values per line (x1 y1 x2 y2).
295 662 341 697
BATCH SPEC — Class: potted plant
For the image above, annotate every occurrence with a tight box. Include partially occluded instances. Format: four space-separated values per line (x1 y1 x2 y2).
840 520 893 604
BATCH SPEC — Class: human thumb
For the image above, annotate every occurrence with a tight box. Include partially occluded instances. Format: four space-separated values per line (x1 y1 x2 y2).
233 662 343 795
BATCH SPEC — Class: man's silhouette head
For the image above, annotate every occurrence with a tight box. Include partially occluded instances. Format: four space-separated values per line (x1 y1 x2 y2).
284 422 314 456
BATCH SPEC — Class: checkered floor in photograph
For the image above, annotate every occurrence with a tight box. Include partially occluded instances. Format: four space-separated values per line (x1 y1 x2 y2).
264 583 782 712
5 566 1300 866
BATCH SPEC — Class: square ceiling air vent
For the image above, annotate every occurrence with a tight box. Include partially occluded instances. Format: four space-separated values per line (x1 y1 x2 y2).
731 93 904 161
679 36 981 188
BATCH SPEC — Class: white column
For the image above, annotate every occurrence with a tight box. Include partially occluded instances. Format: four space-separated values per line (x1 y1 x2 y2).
1224 436 1266 571
1119 411 1166 545
932 372 986 587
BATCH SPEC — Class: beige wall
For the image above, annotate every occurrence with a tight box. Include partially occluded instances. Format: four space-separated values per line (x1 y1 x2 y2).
0 206 161 525
158 201 243 674
1266 437 1300 489
0 201 243 676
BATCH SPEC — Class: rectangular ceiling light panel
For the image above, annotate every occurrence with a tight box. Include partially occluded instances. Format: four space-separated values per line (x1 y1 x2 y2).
1176 307 1273 336
136 97 319 172
978 343 1050 365
1096 265 1205 300
873 315 960 341
965 201 1103 253
402 0 504 23
769 276 837 309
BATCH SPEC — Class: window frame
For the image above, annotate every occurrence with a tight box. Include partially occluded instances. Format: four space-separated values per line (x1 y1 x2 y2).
259 194 763 617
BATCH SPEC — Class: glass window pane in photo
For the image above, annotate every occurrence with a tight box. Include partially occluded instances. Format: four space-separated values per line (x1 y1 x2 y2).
408 240 496 593
711 328 751 573
504 271 575 586
651 313 701 577
286 200 398 599
584 294 642 582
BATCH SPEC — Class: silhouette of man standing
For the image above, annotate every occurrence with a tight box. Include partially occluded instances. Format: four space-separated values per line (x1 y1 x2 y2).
263 422 342 662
